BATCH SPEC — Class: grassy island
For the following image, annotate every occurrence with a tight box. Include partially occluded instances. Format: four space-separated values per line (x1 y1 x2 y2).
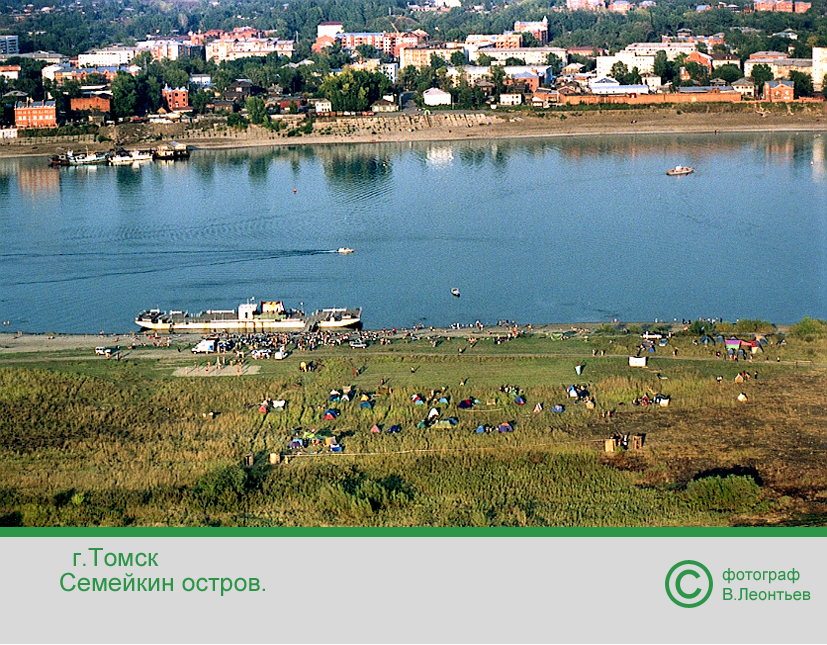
1 317 826 527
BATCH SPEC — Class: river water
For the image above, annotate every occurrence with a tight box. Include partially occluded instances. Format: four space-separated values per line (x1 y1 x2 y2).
1 131 826 333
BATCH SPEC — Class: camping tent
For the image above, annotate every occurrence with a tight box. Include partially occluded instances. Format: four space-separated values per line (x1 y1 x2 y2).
476 425 487 434
458 399 474 409
428 407 440 419
497 423 514 433
551 404 565 413
370 424 382 433
359 400 373 410
514 395 526 406
323 408 339 420
387 425 401 434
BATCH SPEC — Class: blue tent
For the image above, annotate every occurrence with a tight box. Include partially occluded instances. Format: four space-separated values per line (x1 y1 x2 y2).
497 423 514 433
387 425 401 434
514 396 526 406
458 399 474 409
476 425 486 434
551 404 565 413
359 401 373 410
323 408 339 420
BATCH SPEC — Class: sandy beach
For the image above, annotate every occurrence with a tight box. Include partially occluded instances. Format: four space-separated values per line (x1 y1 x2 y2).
2 104 826 159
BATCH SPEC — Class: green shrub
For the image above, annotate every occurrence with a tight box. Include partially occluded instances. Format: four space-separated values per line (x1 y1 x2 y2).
790 316 827 340
683 475 760 513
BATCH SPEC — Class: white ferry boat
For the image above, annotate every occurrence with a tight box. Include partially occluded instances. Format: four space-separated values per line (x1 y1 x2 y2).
314 307 363 329
109 149 153 165
136 301 362 332
136 301 307 332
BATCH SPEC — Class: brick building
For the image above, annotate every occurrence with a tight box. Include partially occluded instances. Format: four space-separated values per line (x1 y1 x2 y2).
70 94 111 113
162 86 189 111
15 100 58 128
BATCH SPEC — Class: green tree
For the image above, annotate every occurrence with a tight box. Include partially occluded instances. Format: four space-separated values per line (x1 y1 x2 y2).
190 89 212 114
610 61 630 83
546 53 563 76
450 50 467 67
683 61 709 86
789 70 812 97
490 65 506 95
750 63 773 96
111 72 138 119
246 96 268 124
505 57 526 66
63 79 83 99
712 64 742 84
477 53 493 66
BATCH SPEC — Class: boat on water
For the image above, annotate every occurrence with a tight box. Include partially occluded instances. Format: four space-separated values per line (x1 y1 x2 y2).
314 307 363 329
153 141 190 160
135 300 361 332
49 150 109 167
337 247 354 254
451 288 461 297
109 149 153 165
666 166 694 176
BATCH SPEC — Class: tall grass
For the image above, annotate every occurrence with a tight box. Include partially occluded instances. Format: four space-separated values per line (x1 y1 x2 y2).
1 328 826 526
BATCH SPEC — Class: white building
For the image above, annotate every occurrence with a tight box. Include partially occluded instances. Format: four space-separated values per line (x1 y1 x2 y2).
596 51 655 77
379 62 398 84
813 47 827 92
317 21 344 40
422 87 452 106
499 93 523 105
206 38 295 63
589 77 649 94
474 45 567 66
78 46 137 67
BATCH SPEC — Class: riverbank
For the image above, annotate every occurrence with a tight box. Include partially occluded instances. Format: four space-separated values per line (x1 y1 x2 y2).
1 319 826 527
2 103 826 159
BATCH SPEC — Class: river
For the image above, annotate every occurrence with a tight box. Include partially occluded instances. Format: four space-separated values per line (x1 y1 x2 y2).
1 131 825 333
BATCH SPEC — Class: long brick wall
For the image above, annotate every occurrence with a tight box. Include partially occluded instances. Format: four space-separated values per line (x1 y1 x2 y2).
560 92 742 106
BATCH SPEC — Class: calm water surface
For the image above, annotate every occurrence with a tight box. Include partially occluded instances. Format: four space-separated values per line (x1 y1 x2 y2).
1 131 826 333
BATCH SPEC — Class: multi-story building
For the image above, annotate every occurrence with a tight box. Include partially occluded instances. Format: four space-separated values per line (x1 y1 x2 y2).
513 18 549 45
135 40 203 62
596 51 655 77
754 0 809 10
70 93 112 114
78 46 137 67
162 86 189 111
474 45 567 66
46 65 133 85
566 0 605 9
0 35 19 56
14 100 58 128
0 64 20 80
812 47 827 92
744 53 811 79
206 37 295 62
763 79 794 100
608 1 634 13
400 43 465 69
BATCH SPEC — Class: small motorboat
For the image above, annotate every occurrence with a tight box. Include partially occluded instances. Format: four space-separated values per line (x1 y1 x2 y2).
451 288 460 297
337 247 354 254
666 165 694 176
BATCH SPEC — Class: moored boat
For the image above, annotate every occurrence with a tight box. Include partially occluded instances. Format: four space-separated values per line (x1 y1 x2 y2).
153 141 190 160
666 165 694 176
49 150 109 166
109 149 153 165
314 307 362 329
136 300 307 332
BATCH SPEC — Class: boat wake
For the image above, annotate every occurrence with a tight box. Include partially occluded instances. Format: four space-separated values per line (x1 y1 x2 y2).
3 249 335 286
